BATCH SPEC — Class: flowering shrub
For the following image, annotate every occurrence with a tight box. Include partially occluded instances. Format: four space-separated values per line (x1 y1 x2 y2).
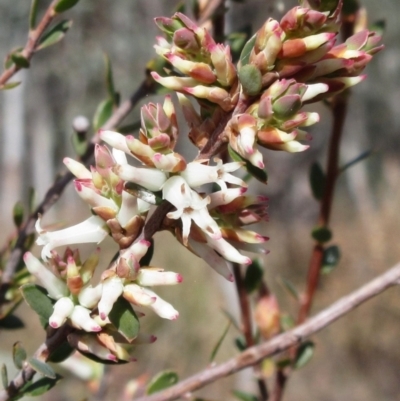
0 0 386 399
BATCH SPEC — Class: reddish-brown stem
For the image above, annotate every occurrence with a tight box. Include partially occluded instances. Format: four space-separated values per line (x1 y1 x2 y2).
0 1 58 86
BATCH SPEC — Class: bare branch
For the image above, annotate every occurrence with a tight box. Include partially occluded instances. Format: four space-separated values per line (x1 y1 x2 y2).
133 263 400 401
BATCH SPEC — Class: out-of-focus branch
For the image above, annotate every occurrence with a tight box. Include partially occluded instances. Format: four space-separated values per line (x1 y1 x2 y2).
0 75 156 306
0 1 58 86
133 262 400 401
0 324 73 401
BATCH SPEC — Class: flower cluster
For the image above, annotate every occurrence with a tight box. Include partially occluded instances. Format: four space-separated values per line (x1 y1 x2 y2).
23 1 381 365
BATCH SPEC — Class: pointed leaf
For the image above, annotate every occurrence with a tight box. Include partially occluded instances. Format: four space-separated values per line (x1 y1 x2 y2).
71 132 88 156
23 374 62 396
280 314 295 331
278 277 299 300
321 245 341 274
37 20 73 51
232 390 258 401
339 149 374 174
210 321 231 362
13 201 24 228
12 342 27 369
238 64 262 96
28 187 36 213
1 364 8 389
311 226 332 243
0 314 24 330
294 341 315 369
108 297 140 342
104 53 116 103
0 82 21 90
29 0 39 29
93 98 113 131
238 33 256 67
54 0 80 13
77 350 128 365
20 284 54 327
27 358 56 379
228 146 268 184
11 53 30 69
309 162 325 200
146 371 179 395
244 259 264 294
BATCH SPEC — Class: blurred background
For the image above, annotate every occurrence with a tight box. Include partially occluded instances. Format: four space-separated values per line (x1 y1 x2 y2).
1 0 400 400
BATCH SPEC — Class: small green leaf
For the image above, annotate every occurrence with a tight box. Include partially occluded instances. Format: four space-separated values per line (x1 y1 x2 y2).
77 350 128 365
11 53 30 69
280 314 295 331
232 390 258 401
210 321 231 362
321 245 341 274
276 358 291 369
71 132 88 156
139 239 154 267
339 149 374 174
23 374 62 396
279 277 299 300
235 336 247 351
28 187 36 213
0 82 21 90
13 201 24 228
0 314 24 330
228 146 268 184
238 64 262 96
238 33 256 68
1 364 8 389
309 162 325 201
37 20 73 51
244 259 264 293
146 371 179 395
108 297 139 342
29 0 39 29
311 226 332 243
28 358 56 379
104 54 117 103
20 284 54 327
48 341 74 363
54 0 80 13
13 342 27 369
93 98 113 131
294 341 315 369
227 32 249 61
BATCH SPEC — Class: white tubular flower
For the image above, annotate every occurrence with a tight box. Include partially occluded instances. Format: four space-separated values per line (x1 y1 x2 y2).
49 297 75 328
208 187 247 209
98 277 124 320
188 239 234 281
78 284 103 309
112 148 128 165
302 83 329 102
163 176 221 245
74 181 118 211
136 269 183 286
99 130 131 155
69 305 102 332
206 236 251 265
23 252 68 299
123 284 157 306
115 164 168 192
180 159 246 190
63 158 92 179
117 191 139 228
143 288 179 320
36 215 109 261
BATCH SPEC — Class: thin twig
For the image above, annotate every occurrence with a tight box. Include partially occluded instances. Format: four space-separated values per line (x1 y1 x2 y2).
133 262 400 401
0 1 59 86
